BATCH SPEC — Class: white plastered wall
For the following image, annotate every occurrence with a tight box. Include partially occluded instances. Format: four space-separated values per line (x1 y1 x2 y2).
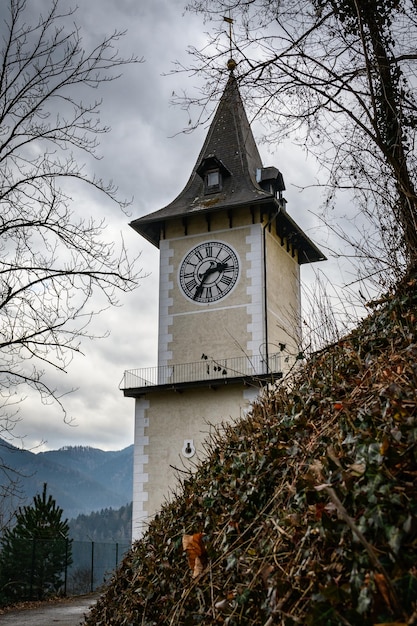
156 224 267 367
131 384 257 540
265 228 301 364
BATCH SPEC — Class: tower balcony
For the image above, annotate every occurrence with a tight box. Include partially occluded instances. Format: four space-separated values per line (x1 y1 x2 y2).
121 353 283 396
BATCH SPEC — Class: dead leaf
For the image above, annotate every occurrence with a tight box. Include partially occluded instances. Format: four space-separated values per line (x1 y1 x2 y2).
327 445 343 469
315 502 326 519
373 573 394 613
315 482 332 492
260 563 274 586
214 598 232 613
365 571 398 617
182 532 207 578
348 462 366 476
380 438 390 455
228 520 240 533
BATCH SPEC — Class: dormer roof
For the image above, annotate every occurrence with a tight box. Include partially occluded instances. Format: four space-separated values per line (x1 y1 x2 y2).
130 72 325 265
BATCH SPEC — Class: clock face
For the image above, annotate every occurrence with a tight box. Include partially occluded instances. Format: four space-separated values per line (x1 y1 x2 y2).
179 241 240 303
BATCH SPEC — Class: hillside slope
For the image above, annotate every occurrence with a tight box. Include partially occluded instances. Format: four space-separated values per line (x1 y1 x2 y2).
85 276 417 625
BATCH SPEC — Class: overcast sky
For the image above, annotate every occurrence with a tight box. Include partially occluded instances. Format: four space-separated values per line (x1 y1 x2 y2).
5 0 355 453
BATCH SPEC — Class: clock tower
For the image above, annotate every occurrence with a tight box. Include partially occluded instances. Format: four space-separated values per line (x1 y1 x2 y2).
122 68 325 539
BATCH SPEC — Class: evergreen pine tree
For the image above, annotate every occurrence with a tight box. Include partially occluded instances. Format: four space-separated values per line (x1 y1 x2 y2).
0 483 72 604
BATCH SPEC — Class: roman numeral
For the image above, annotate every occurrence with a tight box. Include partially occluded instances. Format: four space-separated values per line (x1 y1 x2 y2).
186 278 197 291
219 274 233 286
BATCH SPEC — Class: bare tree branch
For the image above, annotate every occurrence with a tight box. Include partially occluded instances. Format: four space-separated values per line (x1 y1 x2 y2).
0 0 144 446
182 0 417 284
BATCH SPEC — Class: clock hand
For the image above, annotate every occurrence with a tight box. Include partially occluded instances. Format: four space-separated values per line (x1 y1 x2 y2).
194 268 212 299
194 262 229 299
216 262 228 272
197 262 228 280
194 283 204 299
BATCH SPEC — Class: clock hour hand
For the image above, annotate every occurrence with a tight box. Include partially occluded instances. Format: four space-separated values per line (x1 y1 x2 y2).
214 262 228 273
194 262 229 299
198 262 228 281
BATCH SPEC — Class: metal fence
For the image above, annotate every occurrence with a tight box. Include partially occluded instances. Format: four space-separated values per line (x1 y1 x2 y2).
0 539 131 601
67 540 131 595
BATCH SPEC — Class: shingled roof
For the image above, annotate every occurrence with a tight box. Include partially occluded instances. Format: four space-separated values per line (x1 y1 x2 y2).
130 71 326 265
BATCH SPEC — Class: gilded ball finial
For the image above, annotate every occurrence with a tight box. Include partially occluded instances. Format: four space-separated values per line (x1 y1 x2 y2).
227 57 237 72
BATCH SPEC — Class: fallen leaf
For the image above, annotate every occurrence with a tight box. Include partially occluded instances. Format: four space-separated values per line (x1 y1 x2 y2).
214 598 231 612
380 438 390 455
315 482 332 492
348 462 366 476
182 532 207 578
373 573 394 613
315 502 326 519
260 563 274 586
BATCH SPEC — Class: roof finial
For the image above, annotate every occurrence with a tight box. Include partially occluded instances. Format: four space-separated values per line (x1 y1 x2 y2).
227 57 237 72
223 14 236 72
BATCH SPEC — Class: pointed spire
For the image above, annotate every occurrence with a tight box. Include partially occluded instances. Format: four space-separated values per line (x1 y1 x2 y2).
130 73 326 264
192 70 265 197
131 73 271 244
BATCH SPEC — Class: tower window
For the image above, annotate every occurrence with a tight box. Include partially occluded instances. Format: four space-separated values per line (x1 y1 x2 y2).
205 169 221 192
197 155 230 193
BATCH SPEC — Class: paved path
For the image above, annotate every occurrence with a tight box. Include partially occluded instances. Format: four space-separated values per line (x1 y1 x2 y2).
0 594 99 626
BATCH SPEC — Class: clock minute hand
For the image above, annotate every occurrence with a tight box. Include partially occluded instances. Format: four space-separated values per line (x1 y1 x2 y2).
194 268 212 299
193 282 205 300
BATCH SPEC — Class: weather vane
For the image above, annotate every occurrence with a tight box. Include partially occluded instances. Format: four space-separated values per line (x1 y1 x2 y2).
223 13 236 71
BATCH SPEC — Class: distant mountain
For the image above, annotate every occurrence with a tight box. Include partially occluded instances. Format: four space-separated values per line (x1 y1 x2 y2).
0 439 133 521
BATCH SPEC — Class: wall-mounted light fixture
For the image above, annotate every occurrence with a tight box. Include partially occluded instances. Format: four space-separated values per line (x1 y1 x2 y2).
182 439 196 458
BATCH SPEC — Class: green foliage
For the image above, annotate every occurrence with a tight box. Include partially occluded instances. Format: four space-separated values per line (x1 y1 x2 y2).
86 275 417 624
69 503 132 542
314 0 402 31
0 483 72 604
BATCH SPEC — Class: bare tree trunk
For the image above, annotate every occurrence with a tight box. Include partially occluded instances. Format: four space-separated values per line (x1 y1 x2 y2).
364 10 417 268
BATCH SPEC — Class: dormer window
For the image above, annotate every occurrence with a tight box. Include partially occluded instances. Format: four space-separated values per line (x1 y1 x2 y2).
196 154 232 195
205 169 221 192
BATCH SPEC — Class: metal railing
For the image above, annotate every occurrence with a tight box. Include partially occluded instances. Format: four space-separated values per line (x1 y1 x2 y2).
120 352 282 390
